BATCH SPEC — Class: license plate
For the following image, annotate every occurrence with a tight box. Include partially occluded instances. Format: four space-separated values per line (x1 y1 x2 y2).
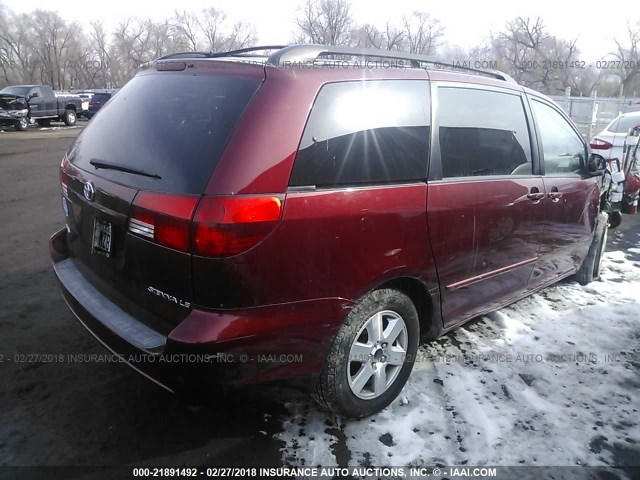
92 218 112 257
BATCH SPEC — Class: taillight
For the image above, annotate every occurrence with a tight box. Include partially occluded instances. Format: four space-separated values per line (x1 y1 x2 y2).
590 138 613 150
60 155 69 196
129 192 199 251
193 195 284 257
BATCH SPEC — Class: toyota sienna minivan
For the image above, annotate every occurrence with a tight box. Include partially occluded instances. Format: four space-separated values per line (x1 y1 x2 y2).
50 45 608 418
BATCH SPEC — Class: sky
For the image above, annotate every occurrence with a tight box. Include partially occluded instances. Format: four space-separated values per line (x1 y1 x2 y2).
3 0 638 61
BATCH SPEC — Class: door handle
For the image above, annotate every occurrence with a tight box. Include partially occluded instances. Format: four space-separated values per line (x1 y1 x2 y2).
548 187 562 202
527 187 545 202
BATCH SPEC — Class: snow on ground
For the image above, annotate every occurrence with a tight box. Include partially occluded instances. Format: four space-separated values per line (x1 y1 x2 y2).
38 125 81 131
277 248 640 469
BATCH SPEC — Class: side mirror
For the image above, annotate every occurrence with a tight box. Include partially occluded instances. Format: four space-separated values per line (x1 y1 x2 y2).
587 153 606 177
28 92 39 99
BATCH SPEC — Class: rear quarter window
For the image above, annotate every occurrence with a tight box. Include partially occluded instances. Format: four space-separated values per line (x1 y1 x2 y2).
289 80 431 188
68 73 261 194
612 115 640 134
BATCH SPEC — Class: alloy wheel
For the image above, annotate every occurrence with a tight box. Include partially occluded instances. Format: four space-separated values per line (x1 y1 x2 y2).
347 310 408 400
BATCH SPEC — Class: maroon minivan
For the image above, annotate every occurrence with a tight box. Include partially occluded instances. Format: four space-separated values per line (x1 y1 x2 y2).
50 45 608 417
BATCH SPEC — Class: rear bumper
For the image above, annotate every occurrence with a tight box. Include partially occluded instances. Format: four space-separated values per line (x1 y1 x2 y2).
49 228 353 392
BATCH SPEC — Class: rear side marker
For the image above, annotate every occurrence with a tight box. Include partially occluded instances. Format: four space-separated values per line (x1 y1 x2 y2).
129 192 199 252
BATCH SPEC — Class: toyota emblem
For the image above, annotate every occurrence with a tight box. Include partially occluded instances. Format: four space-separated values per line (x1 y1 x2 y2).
83 182 95 201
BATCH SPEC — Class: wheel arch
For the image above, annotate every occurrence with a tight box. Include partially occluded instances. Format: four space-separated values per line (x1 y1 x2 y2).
374 276 439 341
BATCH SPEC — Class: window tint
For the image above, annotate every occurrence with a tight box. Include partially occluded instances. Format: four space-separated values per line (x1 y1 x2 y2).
531 99 585 175
68 73 260 194
437 87 532 178
290 80 430 188
91 93 111 102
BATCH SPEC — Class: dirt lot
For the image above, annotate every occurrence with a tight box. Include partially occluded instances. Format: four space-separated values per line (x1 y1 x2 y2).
0 128 293 474
1 127 639 478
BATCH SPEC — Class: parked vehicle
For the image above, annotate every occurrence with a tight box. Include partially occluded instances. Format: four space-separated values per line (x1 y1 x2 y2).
590 111 640 162
77 92 95 117
590 111 640 227
85 92 113 118
0 92 29 130
0 85 81 130
50 45 607 418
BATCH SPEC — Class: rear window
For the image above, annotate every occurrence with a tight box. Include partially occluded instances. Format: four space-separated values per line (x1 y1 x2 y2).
91 93 111 102
68 73 260 194
609 115 640 134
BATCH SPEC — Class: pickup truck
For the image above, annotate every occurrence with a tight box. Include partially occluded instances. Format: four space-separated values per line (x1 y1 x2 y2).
0 85 82 131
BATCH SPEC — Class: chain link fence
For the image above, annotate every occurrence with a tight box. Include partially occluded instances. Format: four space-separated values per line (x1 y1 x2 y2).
550 94 640 139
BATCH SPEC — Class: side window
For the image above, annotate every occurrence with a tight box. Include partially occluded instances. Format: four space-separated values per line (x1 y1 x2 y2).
289 80 430 188
437 87 532 178
531 99 585 175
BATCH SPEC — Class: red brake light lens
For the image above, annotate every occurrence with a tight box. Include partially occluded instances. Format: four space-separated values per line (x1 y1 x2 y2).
590 138 613 150
130 192 199 251
193 196 283 257
60 157 69 196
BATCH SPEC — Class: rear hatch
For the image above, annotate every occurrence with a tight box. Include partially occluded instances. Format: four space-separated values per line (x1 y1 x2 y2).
87 93 111 114
60 65 263 325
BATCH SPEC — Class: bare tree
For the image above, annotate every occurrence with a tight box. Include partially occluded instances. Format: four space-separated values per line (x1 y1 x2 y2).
402 11 443 55
28 10 83 89
171 10 201 51
492 17 547 86
0 6 39 85
612 22 640 96
491 16 589 94
170 8 256 52
86 21 112 88
295 0 353 46
352 23 405 50
0 3 260 90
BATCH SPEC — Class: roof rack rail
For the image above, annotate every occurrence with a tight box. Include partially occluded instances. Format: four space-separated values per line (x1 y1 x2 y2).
156 51 212 60
208 45 288 58
155 45 516 84
266 44 516 83
157 46 288 61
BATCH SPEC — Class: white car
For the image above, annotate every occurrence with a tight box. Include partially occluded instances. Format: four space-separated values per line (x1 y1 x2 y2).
590 111 640 163
590 110 640 225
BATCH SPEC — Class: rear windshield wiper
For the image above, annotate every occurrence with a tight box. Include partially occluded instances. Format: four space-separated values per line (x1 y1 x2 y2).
89 159 161 179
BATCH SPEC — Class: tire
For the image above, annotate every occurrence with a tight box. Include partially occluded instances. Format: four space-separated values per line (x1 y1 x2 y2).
62 109 76 126
313 288 420 418
36 119 51 127
14 116 29 131
576 213 608 285
607 211 622 229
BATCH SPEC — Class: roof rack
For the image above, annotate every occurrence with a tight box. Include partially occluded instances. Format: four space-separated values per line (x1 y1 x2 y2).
267 45 516 83
157 46 287 61
155 44 516 84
